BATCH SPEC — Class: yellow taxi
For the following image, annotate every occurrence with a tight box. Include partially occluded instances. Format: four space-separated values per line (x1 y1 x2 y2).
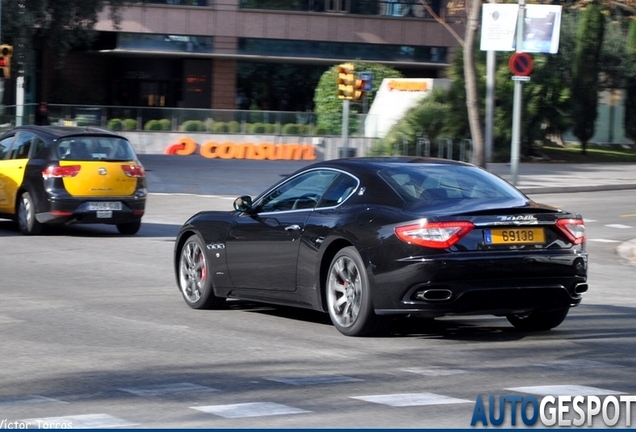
0 125 147 235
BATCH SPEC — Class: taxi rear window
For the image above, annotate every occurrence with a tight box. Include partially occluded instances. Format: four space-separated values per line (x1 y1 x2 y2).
55 137 136 161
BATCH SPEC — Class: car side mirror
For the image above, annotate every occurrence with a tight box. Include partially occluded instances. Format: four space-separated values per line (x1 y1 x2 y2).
234 195 253 212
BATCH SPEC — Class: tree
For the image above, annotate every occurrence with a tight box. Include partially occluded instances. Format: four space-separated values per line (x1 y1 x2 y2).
570 3 605 155
624 21 636 145
313 63 403 135
1 0 126 70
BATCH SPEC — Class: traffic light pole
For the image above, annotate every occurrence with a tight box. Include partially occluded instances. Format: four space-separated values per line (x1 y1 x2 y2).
341 99 350 150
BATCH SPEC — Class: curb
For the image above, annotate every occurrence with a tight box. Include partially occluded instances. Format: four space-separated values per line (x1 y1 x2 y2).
519 184 636 195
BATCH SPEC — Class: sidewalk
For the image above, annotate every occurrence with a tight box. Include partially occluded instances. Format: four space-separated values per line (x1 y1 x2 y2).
488 162 636 194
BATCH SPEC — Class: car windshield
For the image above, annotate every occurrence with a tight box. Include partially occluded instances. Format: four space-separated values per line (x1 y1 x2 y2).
54 137 136 161
379 165 524 204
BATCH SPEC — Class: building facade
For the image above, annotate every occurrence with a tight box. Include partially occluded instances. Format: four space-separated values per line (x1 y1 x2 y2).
36 0 464 111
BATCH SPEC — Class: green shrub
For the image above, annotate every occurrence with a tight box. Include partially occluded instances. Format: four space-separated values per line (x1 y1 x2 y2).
144 120 161 131
281 123 301 135
159 119 172 131
107 118 123 131
249 123 268 134
182 120 205 132
265 123 276 134
212 122 229 133
314 125 328 136
228 121 241 133
123 118 137 131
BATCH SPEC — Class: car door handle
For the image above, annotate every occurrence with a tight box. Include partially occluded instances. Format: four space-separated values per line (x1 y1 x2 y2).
285 224 301 231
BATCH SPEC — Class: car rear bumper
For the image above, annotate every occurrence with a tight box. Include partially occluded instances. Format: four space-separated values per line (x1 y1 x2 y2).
36 196 146 224
371 252 588 317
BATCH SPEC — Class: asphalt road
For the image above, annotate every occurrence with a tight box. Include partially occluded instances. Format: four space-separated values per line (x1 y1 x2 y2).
0 167 635 428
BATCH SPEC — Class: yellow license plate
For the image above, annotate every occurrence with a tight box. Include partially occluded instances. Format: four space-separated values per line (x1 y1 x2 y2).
486 227 545 244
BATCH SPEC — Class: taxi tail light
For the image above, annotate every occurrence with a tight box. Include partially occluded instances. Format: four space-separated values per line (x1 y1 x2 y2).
122 164 145 178
395 220 474 249
42 165 81 179
556 218 585 245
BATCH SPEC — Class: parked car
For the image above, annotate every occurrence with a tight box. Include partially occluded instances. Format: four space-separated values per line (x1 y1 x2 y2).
0 125 147 235
173 157 587 336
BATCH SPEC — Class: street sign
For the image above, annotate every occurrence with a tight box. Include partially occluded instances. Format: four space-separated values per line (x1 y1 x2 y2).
359 71 373 92
511 76 531 81
508 52 533 76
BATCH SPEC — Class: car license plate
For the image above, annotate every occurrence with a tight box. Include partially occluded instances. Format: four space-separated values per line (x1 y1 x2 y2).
88 202 122 211
96 210 112 218
485 227 545 244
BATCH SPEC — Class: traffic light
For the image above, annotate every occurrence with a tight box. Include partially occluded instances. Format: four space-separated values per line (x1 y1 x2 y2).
0 45 13 79
336 63 355 100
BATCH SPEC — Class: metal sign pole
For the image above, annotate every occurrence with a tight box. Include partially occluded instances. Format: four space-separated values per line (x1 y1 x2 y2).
341 99 350 154
510 0 525 185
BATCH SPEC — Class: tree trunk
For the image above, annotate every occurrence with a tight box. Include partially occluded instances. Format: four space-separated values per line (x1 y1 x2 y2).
464 0 485 167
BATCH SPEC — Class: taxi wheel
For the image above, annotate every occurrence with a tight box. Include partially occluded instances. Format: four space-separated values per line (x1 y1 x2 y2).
18 191 43 235
116 220 141 235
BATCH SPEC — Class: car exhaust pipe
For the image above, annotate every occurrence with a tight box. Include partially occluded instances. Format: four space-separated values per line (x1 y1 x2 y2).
574 283 588 294
417 288 453 302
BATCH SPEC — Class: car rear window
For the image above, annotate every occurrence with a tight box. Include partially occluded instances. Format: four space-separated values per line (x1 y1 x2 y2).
379 165 524 203
54 137 136 161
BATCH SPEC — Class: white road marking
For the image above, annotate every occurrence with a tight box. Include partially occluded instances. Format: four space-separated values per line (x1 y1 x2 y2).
533 359 622 370
605 224 633 229
191 402 310 418
402 367 468 376
0 395 66 407
118 382 219 397
351 392 472 407
587 239 620 243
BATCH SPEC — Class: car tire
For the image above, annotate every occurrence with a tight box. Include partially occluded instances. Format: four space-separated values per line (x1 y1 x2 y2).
18 191 43 235
326 246 386 336
506 307 570 331
178 234 226 310
116 220 141 235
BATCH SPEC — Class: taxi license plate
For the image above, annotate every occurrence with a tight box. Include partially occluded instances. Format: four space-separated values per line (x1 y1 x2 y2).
88 202 122 211
485 227 545 244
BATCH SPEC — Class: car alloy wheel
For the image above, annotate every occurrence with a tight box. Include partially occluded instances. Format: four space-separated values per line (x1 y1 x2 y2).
326 246 385 336
178 235 225 309
18 191 43 235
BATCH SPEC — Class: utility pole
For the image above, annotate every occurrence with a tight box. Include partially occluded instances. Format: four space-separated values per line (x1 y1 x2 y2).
15 0 26 126
510 0 525 185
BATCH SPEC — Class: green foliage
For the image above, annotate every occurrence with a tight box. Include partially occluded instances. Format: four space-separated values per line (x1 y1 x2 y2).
182 120 205 132
314 63 403 135
212 122 229 133
107 118 123 131
625 21 636 143
248 123 268 134
281 123 301 135
159 119 172 131
227 121 241 133
144 120 162 131
313 125 328 136
1 0 126 69
571 4 605 149
123 119 137 131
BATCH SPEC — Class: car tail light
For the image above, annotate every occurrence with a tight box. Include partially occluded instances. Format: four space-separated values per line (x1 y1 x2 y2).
556 218 585 245
121 164 145 178
395 220 474 249
42 165 81 179
121 165 145 177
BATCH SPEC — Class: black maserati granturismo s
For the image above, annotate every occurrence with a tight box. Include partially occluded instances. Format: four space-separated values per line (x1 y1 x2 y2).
174 157 587 336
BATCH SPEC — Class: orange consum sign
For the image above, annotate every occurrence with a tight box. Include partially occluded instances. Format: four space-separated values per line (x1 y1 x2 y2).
508 52 534 77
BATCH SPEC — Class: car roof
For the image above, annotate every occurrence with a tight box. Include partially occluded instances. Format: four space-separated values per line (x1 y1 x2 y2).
1 125 123 140
312 156 474 173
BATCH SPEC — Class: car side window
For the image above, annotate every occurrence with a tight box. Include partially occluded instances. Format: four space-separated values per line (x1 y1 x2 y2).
8 132 35 160
317 173 358 208
258 169 339 213
0 136 14 160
